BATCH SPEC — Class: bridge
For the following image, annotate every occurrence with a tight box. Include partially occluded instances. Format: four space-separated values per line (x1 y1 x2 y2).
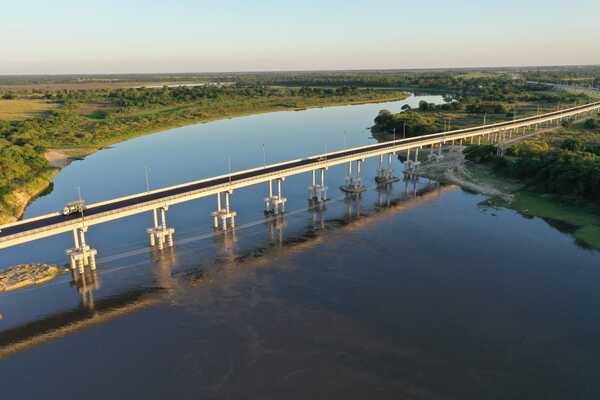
1 100 599 275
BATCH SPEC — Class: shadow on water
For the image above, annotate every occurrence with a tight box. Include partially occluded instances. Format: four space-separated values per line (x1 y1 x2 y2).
0 182 454 360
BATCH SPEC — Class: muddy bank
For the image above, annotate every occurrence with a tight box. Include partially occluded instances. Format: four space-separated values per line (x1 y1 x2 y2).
416 148 516 202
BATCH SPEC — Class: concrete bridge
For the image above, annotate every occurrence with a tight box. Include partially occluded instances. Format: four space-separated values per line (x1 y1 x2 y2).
1 100 599 275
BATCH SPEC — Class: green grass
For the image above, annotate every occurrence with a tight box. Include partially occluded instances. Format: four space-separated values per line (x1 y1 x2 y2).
511 191 600 250
575 226 600 249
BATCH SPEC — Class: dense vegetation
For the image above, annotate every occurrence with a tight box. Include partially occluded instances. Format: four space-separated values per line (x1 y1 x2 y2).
1 68 598 223
372 80 591 139
521 65 600 88
0 82 406 221
464 118 600 203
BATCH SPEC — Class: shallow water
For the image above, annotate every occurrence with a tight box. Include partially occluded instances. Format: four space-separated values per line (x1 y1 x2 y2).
1 95 600 399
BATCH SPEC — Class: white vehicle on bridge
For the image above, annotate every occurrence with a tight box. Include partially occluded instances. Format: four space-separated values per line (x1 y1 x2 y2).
62 200 86 216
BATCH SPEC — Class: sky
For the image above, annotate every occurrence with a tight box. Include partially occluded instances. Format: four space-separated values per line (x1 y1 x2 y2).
2 0 599 74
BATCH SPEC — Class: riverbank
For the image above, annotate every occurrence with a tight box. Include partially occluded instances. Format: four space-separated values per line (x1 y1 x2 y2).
417 148 600 250
0 91 408 223
0 169 58 225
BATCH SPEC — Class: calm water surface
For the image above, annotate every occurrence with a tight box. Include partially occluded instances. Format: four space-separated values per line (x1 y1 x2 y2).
1 95 600 399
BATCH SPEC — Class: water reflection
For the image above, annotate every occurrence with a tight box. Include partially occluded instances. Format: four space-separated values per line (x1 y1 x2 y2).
0 182 450 360
71 269 100 311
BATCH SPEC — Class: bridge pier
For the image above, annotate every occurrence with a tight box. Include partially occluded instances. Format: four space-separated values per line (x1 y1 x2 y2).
264 178 287 215
341 159 366 194
147 206 175 250
403 147 421 181
212 190 237 230
66 227 98 277
308 167 328 204
375 153 399 185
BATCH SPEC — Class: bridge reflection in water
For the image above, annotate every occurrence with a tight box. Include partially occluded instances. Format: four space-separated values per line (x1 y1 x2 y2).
0 181 457 360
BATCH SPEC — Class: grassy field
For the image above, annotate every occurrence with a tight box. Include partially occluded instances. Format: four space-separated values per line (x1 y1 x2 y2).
0 99 57 120
511 192 600 249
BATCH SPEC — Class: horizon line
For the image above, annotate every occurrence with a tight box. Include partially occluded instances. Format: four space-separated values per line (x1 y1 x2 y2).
1 63 599 78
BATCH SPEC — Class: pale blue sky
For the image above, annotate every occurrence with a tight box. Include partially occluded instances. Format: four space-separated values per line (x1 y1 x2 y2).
2 0 599 74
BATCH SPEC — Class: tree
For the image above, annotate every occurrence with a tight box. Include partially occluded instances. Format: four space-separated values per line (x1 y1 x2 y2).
463 145 498 163
583 118 598 130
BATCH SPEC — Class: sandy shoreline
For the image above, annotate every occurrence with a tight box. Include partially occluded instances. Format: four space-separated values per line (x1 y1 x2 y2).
45 149 72 168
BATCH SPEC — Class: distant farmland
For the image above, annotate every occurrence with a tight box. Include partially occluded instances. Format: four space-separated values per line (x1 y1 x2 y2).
0 99 57 120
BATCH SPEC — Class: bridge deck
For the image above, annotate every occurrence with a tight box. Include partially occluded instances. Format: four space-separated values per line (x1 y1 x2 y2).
1 100 599 248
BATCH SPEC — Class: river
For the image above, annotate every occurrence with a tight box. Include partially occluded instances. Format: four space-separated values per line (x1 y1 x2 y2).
1 94 600 399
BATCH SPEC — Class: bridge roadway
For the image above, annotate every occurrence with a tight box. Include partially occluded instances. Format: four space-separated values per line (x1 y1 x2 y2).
1 100 599 249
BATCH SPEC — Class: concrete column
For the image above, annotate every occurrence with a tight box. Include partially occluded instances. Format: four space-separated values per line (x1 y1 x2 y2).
213 193 221 229
160 208 166 229
89 254 96 271
79 228 86 248
227 191 236 228
72 229 80 250
277 178 282 199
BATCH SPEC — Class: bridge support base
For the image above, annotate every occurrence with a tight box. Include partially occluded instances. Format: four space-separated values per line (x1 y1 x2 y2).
264 178 287 215
308 168 328 204
66 227 98 277
403 148 421 181
212 190 237 230
375 153 400 186
340 159 366 194
147 207 175 250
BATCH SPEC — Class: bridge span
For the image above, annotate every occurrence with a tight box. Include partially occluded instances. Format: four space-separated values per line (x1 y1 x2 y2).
1 101 599 273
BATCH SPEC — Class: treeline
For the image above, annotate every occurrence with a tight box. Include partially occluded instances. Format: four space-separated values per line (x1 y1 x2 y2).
522 66 600 88
0 141 50 196
0 84 397 205
11 84 369 109
371 85 590 138
372 110 440 137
